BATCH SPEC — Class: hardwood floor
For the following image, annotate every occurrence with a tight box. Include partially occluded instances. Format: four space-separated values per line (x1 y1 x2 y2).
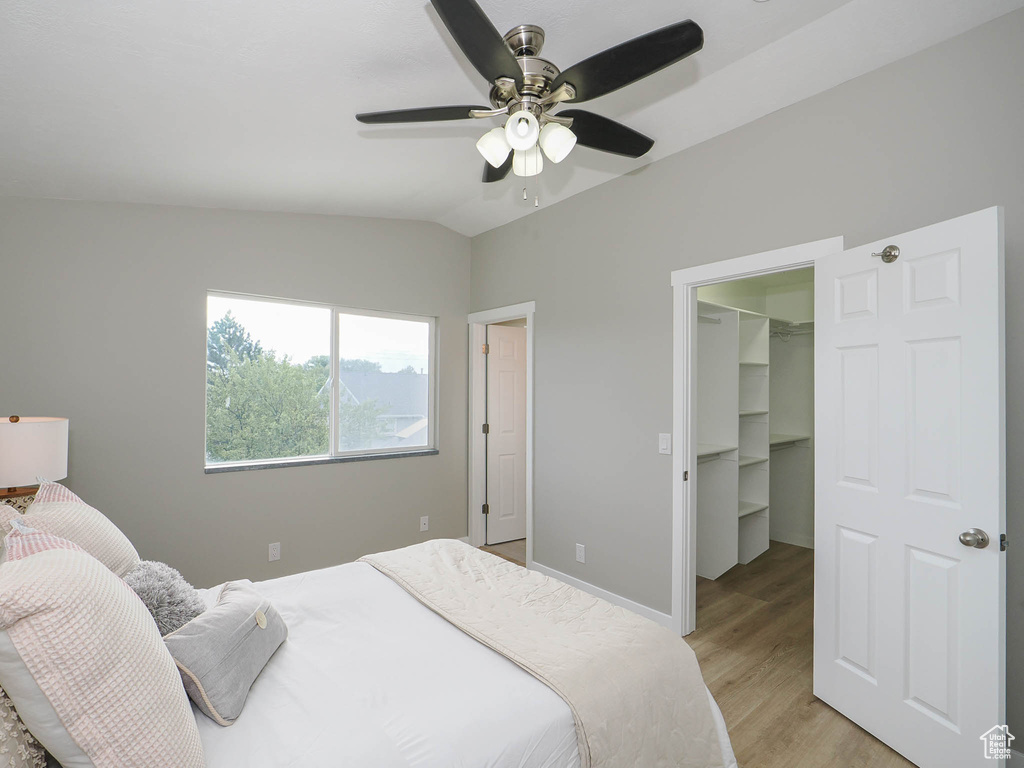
480 538 526 566
689 541 915 768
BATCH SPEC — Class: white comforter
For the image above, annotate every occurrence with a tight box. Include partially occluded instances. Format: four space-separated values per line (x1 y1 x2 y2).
195 560 736 768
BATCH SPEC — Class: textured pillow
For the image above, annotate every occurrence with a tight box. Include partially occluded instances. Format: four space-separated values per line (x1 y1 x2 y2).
0 526 204 768
0 687 45 768
164 581 288 726
124 561 206 637
0 481 139 577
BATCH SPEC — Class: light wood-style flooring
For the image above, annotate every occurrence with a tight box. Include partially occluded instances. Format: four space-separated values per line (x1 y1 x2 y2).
689 541 915 768
480 538 526 566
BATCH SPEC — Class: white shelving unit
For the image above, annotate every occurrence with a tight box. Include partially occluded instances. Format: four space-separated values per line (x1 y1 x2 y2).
695 302 770 579
695 270 816 569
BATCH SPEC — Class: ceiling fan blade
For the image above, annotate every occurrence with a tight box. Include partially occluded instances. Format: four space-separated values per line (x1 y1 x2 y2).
431 0 524 89
356 105 489 124
482 154 513 183
550 20 703 104
559 110 654 158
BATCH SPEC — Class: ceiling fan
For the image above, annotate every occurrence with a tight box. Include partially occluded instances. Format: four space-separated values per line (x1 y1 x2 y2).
356 0 703 182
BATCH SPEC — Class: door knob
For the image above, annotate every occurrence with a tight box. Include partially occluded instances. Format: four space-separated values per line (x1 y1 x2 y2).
871 245 900 263
959 528 990 548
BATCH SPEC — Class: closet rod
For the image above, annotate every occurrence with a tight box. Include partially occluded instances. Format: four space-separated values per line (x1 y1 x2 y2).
698 315 722 324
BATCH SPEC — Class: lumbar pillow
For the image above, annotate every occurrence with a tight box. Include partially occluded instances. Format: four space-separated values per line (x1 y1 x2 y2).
0 687 46 768
0 525 205 767
123 561 206 637
164 581 288 726
0 480 139 577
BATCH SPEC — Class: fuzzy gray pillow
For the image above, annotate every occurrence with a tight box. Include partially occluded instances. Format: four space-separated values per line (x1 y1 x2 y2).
123 560 206 637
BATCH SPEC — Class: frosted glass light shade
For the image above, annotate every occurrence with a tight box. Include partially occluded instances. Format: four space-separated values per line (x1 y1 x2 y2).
539 123 577 163
476 127 512 168
512 146 543 177
0 417 69 488
504 111 540 151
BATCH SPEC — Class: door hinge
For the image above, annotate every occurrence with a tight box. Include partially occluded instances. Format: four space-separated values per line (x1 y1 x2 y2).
684 470 689 481
1001 533 1009 551
482 343 490 354
482 423 490 434
482 503 490 515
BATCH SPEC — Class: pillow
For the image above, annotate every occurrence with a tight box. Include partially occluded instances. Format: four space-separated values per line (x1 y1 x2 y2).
164 581 287 726
0 526 204 768
0 687 46 768
0 481 139 577
123 561 206 637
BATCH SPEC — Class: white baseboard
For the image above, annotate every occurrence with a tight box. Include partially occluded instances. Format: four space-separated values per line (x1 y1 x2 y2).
529 561 674 630
770 531 814 549
1012 748 1023 760
457 536 470 544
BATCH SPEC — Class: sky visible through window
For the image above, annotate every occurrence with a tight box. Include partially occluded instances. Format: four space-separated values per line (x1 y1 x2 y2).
207 295 428 372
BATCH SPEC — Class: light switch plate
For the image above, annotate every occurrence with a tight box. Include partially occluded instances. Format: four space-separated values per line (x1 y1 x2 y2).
659 433 672 455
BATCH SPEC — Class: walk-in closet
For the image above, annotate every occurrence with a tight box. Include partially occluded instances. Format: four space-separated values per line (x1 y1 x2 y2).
694 268 814 580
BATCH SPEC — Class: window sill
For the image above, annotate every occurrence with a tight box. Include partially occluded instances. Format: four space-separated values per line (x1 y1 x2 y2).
204 449 439 475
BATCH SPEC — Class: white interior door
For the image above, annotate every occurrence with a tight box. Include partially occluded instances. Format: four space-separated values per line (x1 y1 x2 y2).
486 324 527 545
814 207 1006 767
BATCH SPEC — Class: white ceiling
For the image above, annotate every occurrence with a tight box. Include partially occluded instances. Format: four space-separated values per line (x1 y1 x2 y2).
1 0 1021 237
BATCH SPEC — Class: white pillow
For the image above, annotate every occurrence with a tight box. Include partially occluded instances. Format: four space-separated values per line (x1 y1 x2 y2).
0 526 204 768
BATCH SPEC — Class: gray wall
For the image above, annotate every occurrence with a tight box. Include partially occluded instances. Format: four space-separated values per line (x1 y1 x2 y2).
0 198 471 587
471 10 1024 731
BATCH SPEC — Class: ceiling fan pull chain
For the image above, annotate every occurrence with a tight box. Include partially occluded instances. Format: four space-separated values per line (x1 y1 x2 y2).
534 196 539 208
523 188 528 200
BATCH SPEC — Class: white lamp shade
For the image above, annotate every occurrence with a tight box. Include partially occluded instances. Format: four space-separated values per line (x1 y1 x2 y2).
512 146 544 177
504 111 540 151
0 417 69 487
476 127 512 168
539 122 577 163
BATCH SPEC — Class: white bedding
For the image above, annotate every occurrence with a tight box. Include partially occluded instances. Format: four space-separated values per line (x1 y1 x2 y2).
195 561 736 768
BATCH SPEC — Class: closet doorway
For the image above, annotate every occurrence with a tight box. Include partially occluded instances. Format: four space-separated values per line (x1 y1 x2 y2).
671 209 1006 768
693 268 815 581
468 302 535 568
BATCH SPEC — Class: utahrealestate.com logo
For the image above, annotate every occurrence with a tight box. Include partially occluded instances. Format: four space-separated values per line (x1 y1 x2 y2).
981 725 1015 760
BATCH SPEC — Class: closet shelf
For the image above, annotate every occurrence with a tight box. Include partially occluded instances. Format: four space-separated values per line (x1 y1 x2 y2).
739 410 769 417
738 455 769 468
739 361 769 367
738 501 769 518
697 443 737 459
769 433 811 449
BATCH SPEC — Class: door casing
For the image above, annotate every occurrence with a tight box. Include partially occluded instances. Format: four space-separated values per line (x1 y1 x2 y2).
670 237 844 636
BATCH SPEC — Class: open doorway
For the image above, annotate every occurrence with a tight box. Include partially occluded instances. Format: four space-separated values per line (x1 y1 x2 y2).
467 302 535 568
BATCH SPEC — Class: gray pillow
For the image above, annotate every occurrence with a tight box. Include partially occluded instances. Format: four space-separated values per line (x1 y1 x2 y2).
163 581 287 726
123 560 206 637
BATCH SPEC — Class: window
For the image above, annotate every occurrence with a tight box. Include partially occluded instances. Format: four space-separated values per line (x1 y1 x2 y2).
205 292 435 470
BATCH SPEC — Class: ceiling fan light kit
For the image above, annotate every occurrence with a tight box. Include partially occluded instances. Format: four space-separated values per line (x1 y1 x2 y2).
356 0 703 184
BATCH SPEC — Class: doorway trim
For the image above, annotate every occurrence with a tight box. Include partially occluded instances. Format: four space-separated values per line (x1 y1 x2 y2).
669 238 843 636
467 301 536 565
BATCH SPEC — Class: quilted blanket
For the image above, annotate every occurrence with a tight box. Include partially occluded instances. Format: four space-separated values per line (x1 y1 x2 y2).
360 539 726 768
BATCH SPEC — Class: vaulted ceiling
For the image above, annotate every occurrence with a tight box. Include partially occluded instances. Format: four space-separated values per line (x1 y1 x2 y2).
1 0 1021 236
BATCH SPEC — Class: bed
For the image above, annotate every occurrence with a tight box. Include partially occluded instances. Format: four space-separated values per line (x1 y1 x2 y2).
193 543 737 768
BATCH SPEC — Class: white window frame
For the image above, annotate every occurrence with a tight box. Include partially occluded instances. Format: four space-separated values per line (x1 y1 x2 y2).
205 290 438 472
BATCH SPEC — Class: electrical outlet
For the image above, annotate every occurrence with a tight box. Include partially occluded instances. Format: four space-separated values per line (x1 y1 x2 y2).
576 543 585 564
420 516 429 532
269 542 281 562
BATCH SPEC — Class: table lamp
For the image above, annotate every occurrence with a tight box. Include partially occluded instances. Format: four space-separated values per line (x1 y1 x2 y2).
0 416 69 508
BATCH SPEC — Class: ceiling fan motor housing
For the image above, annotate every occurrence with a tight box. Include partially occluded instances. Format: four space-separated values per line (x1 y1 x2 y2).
490 26 560 107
